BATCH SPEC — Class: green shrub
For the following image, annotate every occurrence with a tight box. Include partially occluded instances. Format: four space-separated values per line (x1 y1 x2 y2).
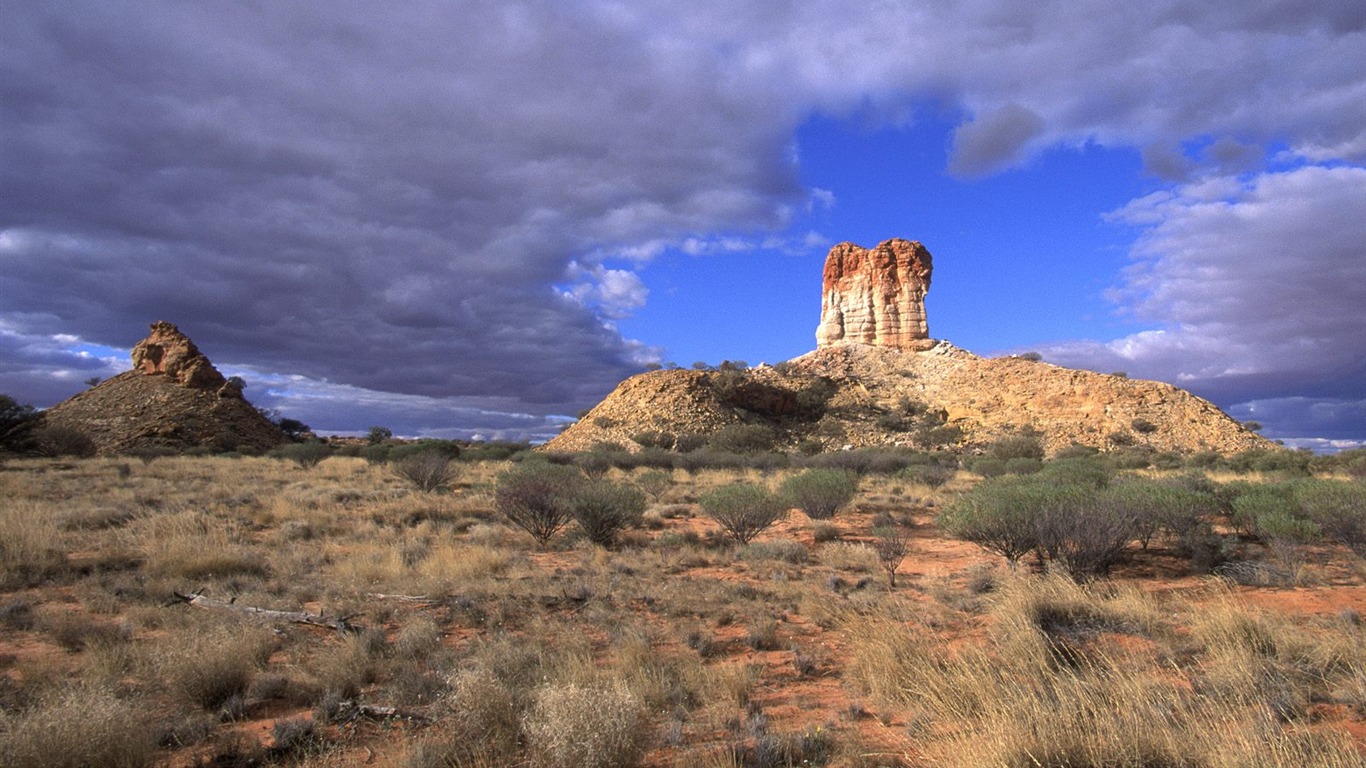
939 478 1047 567
781 469 858 520
898 463 955 488
1034 485 1136 579
634 470 672 502
392 450 460 493
969 457 1007 478
495 461 586 546
272 442 332 469
699 484 788 545
707 423 777 454
1294 479 1366 556
572 451 615 479
570 480 646 547
986 433 1045 461
1004 457 1044 475
1038 455 1113 488
359 444 390 464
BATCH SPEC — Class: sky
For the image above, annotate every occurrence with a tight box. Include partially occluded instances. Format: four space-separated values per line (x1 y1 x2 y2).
2 2 1365 449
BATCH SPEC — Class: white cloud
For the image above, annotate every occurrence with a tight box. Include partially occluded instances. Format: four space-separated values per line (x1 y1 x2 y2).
1043 165 1366 409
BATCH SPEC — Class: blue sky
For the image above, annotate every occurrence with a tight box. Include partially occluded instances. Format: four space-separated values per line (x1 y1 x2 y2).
3 2 1365 449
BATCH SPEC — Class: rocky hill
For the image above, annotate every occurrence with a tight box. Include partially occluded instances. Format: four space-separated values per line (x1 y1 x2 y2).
547 238 1274 456
40 321 287 455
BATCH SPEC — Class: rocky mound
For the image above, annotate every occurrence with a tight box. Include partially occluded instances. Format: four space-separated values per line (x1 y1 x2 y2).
41 322 287 455
546 343 1271 455
548 237 1274 457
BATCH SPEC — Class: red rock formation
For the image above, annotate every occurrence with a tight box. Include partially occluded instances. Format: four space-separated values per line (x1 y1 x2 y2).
130 320 228 390
815 239 933 352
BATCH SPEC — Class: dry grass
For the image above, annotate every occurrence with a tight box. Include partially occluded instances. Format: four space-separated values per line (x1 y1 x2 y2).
844 572 1366 767
1 454 1363 766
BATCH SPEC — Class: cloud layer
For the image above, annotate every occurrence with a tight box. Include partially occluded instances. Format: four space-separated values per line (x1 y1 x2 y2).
3 2 1364 439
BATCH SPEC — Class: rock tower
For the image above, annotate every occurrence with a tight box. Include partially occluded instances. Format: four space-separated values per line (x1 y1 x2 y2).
815 238 933 352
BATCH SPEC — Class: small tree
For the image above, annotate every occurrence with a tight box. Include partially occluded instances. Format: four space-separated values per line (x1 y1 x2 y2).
571 480 646 547
392 450 459 493
495 462 586 546
366 426 393 445
872 525 912 587
699 484 788 545
781 469 858 520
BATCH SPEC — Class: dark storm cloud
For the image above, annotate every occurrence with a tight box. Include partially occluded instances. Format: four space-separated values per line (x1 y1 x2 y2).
3 1 1365 437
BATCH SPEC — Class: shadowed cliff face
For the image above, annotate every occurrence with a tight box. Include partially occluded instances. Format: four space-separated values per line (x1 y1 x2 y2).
816 239 934 352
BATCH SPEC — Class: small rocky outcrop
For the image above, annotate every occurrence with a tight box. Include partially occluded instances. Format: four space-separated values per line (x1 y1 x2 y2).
816 239 934 352
131 320 231 391
40 321 287 455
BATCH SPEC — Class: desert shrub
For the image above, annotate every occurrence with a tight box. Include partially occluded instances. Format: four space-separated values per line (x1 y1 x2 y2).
495 461 586 546
1037 455 1114 488
1294 479 1366 556
898 463 955 488
1131 417 1158 434
780 469 858 520
572 450 616 478
32 425 97 457
630 430 676 450
700 484 788 545
707 423 778 454
634 469 672 502
802 448 919 475
126 445 174 464
968 457 1007 478
1034 485 1136 579
986 433 1045 461
273 441 332 469
939 478 1047 567
0 394 41 454
570 480 646 547
1230 484 1321 581
872 525 912 587
522 682 648 768
161 626 273 710
1103 480 1218 551
392 450 460 492
0 686 156 768
739 538 809 565
1004 457 1043 475
359 444 390 464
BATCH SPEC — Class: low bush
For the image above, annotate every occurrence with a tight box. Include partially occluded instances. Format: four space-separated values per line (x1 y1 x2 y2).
495 461 586 546
522 682 648 768
939 478 1047 567
1 686 157 768
570 480 646 547
873 525 912 587
392 450 460 493
780 469 858 520
700 484 788 545
272 442 332 469
634 469 672 502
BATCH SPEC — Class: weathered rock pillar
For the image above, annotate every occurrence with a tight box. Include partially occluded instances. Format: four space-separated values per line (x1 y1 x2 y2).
815 238 933 351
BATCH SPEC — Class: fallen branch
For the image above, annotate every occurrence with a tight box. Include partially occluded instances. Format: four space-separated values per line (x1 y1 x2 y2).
334 700 432 724
171 590 362 633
